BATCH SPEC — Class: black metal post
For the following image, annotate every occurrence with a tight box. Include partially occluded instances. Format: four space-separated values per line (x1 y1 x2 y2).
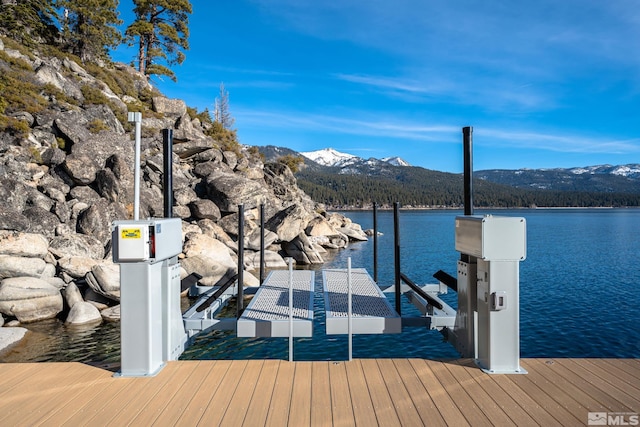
393 202 401 315
373 202 378 283
259 203 265 284
162 129 174 218
463 126 473 216
462 126 474 264
237 204 244 317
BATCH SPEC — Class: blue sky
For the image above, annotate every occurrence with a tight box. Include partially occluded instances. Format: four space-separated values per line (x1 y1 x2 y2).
112 1 639 173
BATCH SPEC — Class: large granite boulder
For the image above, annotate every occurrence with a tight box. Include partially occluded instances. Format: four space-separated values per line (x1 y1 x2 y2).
305 216 339 237
282 232 324 264
182 234 236 268
244 250 288 270
23 207 60 239
66 301 102 325
63 282 84 308
206 171 270 213
244 227 279 251
0 209 30 232
76 199 128 245
0 256 53 280
49 234 104 259
189 199 221 221
0 232 49 258
338 223 368 241
152 96 186 118
57 256 100 279
197 219 236 250
0 277 63 323
266 204 312 243
180 256 237 287
85 263 120 301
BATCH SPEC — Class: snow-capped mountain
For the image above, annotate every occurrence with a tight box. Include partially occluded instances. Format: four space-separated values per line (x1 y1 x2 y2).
382 156 411 167
477 164 640 193
568 164 640 178
258 145 639 196
300 148 360 168
300 148 411 169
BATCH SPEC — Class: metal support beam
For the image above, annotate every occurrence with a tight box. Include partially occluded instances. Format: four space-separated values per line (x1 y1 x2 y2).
162 129 174 218
463 126 473 216
373 202 378 283
259 203 265 284
237 204 244 318
393 202 401 315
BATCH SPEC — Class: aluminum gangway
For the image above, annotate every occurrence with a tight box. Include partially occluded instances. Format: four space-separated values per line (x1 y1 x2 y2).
323 268 402 334
236 270 315 337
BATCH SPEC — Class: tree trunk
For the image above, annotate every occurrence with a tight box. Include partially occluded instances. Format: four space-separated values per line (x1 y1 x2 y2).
138 37 146 75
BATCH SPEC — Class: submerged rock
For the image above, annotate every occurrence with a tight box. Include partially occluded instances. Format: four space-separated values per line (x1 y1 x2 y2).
0 327 28 354
101 304 120 322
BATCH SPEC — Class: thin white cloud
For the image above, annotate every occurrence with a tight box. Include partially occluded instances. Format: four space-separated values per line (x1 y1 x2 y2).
236 108 458 141
334 74 445 96
334 73 554 112
237 107 640 155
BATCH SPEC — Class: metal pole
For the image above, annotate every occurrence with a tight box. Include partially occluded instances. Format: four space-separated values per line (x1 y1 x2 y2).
462 126 474 264
128 112 142 220
347 257 353 361
162 129 174 219
373 202 378 283
393 201 401 315
237 204 244 318
288 257 293 362
259 203 265 284
463 126 473 216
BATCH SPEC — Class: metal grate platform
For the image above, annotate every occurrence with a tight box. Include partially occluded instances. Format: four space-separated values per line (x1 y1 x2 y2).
323 268 401 334
237 270 315 337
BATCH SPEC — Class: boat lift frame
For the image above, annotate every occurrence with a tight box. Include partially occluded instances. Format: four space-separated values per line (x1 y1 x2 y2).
114 120 525 375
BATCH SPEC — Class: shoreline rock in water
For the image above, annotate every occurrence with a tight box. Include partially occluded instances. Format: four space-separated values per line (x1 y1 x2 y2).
0 43 367 352
0 327 28 355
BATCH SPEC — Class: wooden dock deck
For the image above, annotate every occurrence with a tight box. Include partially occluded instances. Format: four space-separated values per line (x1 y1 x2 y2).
0 358 638 426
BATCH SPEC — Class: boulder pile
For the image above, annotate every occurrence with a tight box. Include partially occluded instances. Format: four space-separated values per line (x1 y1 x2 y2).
0 41 367 351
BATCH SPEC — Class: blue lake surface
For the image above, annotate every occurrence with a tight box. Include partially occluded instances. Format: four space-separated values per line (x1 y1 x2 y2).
3 208 638 363
183 208 640 361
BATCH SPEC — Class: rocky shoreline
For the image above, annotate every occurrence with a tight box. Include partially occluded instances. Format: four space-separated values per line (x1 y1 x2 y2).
0 41 367 355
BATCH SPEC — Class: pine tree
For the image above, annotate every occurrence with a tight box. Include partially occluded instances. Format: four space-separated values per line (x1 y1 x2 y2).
214 82 235 130
57 0 122 63
125 0 192 81
0 0 57 46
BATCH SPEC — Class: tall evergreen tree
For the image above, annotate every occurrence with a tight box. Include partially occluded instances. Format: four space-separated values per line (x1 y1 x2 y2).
57 0 122 63
0 0 58 46
125 0 192 81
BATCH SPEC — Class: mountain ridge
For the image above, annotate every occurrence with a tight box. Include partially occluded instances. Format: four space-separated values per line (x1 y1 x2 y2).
258 145 640 208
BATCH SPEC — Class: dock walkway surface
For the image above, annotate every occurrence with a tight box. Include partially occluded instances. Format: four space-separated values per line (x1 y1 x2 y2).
0 358 638 426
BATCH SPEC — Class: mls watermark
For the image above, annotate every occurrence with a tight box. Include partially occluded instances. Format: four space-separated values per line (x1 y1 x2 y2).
588 412 639 426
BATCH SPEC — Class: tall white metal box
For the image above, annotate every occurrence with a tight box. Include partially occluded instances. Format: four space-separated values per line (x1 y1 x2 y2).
455 215 526 261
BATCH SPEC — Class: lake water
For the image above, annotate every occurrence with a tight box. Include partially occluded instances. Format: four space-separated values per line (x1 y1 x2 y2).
2 208 639 363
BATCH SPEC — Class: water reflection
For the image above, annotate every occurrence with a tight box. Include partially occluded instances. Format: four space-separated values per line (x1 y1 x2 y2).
0 318 121 364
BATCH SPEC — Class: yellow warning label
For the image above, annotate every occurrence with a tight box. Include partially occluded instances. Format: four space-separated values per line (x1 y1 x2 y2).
121 228 141 239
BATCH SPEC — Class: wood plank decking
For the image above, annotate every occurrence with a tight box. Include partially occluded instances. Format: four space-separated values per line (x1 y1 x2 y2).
0 358 638 426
